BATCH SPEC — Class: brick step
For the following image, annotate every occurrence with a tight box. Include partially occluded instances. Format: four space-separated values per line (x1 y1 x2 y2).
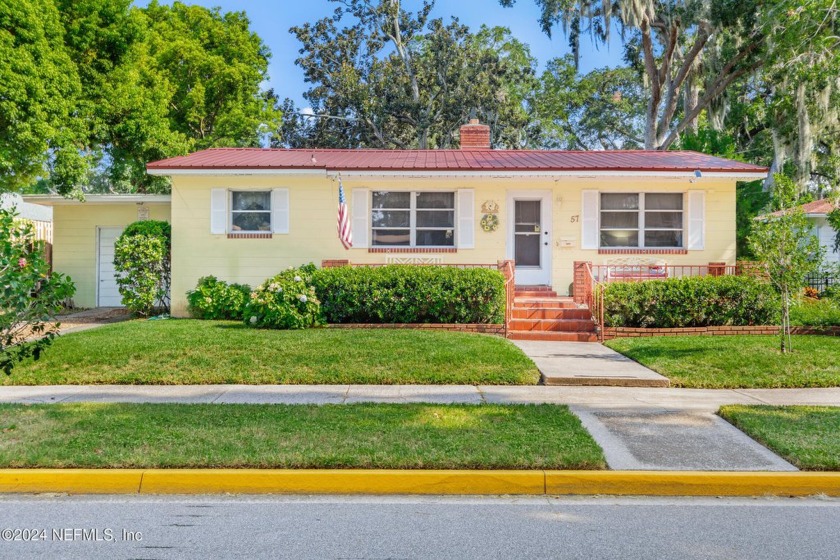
512 308 593 320
509 319 596 332
513 298 579 309
508 331 599 342
514 285 555 292
514 290 558 298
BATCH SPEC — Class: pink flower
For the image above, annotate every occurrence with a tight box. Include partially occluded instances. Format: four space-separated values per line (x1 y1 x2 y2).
18 258 27 268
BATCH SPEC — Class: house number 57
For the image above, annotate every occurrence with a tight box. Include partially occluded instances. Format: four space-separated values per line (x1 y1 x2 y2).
570 215 579 223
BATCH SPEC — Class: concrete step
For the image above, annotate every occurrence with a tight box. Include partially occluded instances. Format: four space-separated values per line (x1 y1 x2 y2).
509 319 596 332
512 308 593 320
508 331 599 342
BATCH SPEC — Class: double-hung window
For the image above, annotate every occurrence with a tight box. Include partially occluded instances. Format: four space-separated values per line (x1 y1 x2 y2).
371 191 455 247
600 193 684 248
230 191 271 233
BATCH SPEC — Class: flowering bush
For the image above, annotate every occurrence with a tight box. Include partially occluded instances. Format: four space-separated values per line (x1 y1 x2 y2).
243 266 322 329
1 208 76 375
187 276 251 320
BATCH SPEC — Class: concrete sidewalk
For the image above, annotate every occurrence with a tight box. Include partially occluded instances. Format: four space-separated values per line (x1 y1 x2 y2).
2 384 838 408
512 340 670 387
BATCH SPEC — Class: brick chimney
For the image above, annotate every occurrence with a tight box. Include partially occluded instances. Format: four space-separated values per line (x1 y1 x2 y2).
459 119 491 150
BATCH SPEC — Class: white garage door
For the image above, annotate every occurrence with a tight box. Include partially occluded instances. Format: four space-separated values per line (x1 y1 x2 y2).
97 227 124 307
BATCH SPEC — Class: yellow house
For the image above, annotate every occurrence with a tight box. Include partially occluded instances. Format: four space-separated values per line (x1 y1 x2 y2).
25 121 767 334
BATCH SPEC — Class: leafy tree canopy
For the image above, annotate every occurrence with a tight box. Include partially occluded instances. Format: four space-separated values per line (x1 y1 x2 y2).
281 0 539 149
2 0 280 195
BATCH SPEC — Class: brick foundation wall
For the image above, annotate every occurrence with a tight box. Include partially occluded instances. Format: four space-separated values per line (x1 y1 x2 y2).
327 323 505 335
321 259 350 268
602 325 840 339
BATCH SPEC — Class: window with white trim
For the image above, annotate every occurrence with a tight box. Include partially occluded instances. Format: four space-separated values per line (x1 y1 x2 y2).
371 191 455 247
600 193 684 248
230 191 271 232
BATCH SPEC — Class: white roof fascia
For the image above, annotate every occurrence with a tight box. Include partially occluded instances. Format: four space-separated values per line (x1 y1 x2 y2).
148 168 768 180
22 195 172 206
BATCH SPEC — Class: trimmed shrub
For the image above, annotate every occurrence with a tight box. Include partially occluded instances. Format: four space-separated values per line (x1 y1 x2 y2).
822 285 840 301
114 220 170 316
602 275 781 328
311 265 505 324
243 267 322 329
187 276 251 320
791 298 840 327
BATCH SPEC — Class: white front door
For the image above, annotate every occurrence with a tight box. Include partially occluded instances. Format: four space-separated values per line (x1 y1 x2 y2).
508 192 552 285
97 227 124 307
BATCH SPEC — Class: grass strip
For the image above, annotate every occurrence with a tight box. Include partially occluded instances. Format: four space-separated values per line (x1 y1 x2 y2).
0 403 605 470
719 405 840 471
605 335 840 388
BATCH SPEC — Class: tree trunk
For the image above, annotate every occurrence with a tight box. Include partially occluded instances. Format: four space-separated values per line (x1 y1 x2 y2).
780 288 789 354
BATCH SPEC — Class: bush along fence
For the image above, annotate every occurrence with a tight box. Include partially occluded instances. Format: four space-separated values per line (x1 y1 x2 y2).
572 265 840 340
186 262 511 334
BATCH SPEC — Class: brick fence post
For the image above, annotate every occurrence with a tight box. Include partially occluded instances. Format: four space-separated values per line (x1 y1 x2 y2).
573 261 592 305
708 262 726 277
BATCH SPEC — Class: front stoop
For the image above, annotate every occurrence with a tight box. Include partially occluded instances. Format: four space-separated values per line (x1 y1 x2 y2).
508 286 598 342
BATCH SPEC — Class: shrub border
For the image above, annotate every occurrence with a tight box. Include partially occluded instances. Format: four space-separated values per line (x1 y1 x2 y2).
603 325 840 339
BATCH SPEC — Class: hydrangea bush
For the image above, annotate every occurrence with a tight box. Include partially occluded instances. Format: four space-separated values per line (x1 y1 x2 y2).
186 276 251 320
243 266 322 329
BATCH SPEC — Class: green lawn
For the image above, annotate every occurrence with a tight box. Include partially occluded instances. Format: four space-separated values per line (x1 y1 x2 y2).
604 335 840 388
7 319 539 385
0 403 605 469
720 405 840 470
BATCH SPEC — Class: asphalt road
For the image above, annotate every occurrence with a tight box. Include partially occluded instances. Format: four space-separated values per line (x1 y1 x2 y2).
1 494 839 559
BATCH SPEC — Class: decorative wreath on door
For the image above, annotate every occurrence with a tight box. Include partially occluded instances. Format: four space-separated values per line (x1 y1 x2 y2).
480 213 499 232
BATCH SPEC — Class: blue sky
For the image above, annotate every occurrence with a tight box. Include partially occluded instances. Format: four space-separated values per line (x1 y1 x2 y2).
136 0 625 105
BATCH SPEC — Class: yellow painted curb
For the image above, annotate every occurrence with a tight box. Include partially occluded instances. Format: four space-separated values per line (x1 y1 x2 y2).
0 470 144 494
545 471 840 497
1 470 840 496
139 469 545 495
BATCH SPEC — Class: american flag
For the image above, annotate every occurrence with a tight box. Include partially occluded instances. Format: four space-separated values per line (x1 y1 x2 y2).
337 177 353 249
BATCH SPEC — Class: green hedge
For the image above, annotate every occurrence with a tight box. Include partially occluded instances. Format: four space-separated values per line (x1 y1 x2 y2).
187 276 251 320
602 275 781 328
311 265 505 324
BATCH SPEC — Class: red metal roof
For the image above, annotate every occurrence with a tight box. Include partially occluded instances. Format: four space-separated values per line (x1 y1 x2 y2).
146 148 768 174
766 198 837 217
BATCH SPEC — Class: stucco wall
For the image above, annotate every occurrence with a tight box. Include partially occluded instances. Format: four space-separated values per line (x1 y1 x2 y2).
170 174 737 317
52 203 171 308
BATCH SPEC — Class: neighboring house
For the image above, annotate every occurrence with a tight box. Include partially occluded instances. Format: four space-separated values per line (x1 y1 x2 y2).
1 192 52 223
3 193 54 262
763 198 840 265
24 120 767 315
803 199 839 265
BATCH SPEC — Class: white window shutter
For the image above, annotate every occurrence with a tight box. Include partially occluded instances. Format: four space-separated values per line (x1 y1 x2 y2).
581 190 599 249
352 188 369 248
687 191 705 250
272 188 290 234
210 188 227 234
457 189 475 249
